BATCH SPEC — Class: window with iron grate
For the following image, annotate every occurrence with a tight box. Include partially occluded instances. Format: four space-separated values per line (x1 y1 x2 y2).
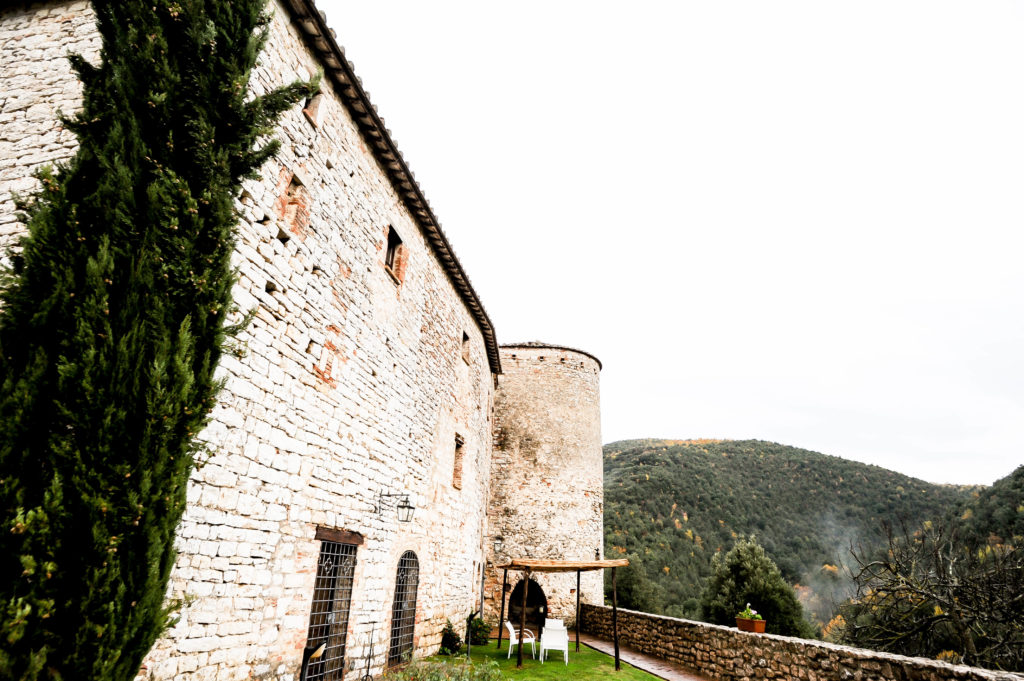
304 540 358 681
387 551 420 666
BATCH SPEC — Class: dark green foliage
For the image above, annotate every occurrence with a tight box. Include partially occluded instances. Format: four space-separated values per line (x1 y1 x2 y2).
605 553 660 613
699 536 816 638
603 439 973 626
467 617 490 646
956 465 1024 548
0 2 312 679
605 438 1022 657
439 620 463 656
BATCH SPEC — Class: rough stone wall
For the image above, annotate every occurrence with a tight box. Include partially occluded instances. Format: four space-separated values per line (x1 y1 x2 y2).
485 345 603 625
0 2 496 680
581 605 1024 681
0 1 99 268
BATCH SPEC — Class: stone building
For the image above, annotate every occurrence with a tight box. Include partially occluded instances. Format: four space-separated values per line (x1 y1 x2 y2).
0 1 604 680
484 344 605 628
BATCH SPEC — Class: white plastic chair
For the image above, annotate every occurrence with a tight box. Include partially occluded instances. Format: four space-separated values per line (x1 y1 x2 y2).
540 624 569 665
504 620 536 659
545 618 565 629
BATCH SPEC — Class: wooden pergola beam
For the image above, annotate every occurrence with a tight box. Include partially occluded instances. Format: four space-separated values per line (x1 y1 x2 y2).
496 568 508 649
575 569 581 652
497 558 628 572
612 567 620 670
517 569 530 668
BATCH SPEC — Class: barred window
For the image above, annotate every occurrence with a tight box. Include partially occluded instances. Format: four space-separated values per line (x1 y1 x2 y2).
387 551 420 666
304 538 358 680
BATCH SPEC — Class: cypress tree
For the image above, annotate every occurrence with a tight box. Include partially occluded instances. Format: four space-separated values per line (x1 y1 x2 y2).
0 2 312 678
699 536 816 638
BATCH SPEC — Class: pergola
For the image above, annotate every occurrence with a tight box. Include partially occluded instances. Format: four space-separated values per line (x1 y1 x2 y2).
494 558 629 669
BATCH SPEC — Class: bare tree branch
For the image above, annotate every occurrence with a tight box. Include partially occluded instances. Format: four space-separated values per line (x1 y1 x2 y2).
841 520 1024 671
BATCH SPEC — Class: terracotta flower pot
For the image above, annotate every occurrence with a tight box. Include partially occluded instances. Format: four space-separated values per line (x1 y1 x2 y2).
736 617 766 633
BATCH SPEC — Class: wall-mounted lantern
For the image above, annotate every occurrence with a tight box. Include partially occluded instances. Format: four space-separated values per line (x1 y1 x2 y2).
376 491 415 523
493 536 504 554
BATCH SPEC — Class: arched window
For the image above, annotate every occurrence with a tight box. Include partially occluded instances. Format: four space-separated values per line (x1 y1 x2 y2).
387 551 419 666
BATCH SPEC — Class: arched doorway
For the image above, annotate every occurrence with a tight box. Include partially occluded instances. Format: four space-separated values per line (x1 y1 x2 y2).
507 578 547 630
387 551 419 666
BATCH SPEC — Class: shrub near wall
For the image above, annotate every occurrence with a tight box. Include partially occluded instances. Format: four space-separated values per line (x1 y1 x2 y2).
580 604 1024 681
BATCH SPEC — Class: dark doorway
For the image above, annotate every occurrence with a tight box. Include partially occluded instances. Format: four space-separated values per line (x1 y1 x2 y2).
387 551 419 666
507 578 547 629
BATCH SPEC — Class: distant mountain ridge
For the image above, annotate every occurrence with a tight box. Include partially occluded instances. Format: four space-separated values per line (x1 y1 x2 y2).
603 438 978 621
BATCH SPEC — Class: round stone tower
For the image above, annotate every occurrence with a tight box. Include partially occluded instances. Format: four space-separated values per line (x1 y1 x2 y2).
484 342 603 627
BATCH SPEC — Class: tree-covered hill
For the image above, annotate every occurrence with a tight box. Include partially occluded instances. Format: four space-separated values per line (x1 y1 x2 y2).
956 465 1024 547
603 439 977 621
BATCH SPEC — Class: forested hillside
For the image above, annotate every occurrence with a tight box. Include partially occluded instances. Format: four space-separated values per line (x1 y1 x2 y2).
956 465 1024 547
603 439 975 621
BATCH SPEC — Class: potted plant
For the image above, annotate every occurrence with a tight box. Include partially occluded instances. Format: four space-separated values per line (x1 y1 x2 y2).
736 603 766 633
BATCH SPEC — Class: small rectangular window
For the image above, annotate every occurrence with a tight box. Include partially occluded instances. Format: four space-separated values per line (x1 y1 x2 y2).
453 434 465 490
282 178 311 236
304 539 358 680
461 331 471 364
385 226 402 272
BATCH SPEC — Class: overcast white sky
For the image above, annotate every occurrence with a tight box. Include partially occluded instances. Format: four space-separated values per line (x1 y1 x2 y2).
316 1 1024 486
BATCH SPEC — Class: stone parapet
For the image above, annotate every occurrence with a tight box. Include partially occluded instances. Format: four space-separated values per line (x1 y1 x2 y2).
580 604 1024 681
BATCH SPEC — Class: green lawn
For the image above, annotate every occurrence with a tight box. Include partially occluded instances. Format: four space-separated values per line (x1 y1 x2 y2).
438 640 662 680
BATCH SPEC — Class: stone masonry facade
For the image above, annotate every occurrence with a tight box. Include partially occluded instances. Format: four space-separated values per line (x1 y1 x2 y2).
3 5 1022 681
0 2 605 680
0 1 99 265
581 605 1024 681
485 344 604 625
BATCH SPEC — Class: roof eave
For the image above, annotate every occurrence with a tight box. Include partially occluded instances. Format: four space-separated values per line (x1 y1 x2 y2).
282 0 502 375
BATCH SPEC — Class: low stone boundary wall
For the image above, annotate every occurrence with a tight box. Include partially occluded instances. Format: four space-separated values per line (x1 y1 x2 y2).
580 604 1024 681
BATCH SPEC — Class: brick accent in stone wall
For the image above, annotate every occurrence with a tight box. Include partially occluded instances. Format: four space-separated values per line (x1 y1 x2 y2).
485 345 604 626
580 604 1024 681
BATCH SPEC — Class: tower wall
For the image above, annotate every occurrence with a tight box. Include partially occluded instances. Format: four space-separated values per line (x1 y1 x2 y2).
485 344 604 625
